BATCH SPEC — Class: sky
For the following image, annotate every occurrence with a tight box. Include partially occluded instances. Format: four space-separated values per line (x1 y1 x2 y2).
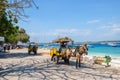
18 0 120 43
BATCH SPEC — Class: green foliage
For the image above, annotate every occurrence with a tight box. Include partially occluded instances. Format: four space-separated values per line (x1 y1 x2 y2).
0 5 29 44
0 0 8 10
16 28 30 43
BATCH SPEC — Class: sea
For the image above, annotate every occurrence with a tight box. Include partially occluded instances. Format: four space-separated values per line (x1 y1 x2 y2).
39 42 120 58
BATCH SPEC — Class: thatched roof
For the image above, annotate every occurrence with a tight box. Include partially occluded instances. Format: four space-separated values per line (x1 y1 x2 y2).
52 37 73 43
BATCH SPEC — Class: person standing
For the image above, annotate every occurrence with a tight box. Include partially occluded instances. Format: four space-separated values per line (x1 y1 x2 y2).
3 44 7 52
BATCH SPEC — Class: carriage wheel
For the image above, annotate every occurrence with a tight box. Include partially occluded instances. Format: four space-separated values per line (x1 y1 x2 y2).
28 50 31 54
34 50 37 55
52 55 59 64
64 57 70 64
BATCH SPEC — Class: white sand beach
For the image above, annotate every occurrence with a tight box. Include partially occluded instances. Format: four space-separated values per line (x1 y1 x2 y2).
0 48 120 80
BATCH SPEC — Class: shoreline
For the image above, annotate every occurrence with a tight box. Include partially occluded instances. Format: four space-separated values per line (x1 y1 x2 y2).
88 51 120 58
1 48 120 70
10 48 120 69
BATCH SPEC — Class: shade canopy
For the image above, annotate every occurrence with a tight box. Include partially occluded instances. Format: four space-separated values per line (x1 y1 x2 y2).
52 37 73 43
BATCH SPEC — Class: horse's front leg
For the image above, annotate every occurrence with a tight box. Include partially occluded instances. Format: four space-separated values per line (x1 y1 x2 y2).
76 58 78 68
79 56 81 67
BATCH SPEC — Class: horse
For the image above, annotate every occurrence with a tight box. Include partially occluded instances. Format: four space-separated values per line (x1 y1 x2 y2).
74 44 88 68
65 43 88 68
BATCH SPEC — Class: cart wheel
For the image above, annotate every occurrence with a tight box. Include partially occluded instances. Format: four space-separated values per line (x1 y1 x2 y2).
66 59 70 64
64 58 69 64
28 50 31 54
34 50 37 55
64 58 67 63
52 56 59 64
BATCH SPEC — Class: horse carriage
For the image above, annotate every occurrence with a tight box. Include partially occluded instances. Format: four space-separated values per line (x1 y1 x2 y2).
50 37 88 68
50 37 112 68
50 40 72 64
28 43 38 55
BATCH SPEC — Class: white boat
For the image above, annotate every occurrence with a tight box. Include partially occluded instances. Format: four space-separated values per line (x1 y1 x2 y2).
107 42 118 47
87 45 94 48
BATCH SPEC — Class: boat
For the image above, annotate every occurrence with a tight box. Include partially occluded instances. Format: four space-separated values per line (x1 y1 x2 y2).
107 42 119 47
100 42 107 44
87 45 94 48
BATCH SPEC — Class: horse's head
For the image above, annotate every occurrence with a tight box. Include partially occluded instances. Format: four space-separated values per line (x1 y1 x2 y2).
80 43 88 55
83 43 87 46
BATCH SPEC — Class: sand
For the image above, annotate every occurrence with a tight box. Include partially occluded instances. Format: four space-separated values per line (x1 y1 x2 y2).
0 48 120 80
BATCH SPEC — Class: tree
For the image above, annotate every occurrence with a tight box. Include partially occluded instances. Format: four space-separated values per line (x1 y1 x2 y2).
0 0 38 19
0 7 17 40
0 0 33 43
0 9 29 44
17 28 29 43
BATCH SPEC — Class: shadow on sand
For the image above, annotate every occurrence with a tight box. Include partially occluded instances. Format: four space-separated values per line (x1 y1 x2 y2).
0 59 115 80
55 60 96 70
0 52 43 59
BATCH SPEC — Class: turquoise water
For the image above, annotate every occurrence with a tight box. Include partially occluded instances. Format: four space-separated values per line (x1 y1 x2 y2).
39 43 120 57
88 47 120 57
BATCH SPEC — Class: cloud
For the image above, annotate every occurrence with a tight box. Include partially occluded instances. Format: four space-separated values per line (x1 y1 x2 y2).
52 29 91 37
28 23 120 42
28 32 41 37
97 23 120 39
112 24 120 32
28 28 92 42
55 29 77 34
53 29 78 36
87 19 100 24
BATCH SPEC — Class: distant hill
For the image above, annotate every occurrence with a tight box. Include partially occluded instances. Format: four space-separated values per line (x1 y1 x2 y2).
75 40 120 44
